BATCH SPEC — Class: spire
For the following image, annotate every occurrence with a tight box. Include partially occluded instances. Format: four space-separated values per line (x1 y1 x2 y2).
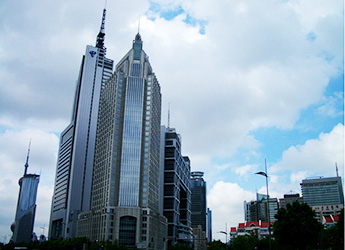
96 8 107 49
168 102 170 128
135 32 142 43
24 139 31 176
336 162 339 177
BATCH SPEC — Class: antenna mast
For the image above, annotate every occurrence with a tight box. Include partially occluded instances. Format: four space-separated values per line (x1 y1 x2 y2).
336 162 339 177
168 102 170 128
24 139 31 176
138 18 141 34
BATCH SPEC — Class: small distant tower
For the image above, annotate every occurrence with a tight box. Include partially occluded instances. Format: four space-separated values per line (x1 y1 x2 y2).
11 142 40 243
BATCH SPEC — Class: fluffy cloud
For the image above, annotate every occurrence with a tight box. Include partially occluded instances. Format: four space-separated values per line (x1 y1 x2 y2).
0 129 58 240
0 0 342 243
233 164 259 179
208 181 254 234
272 123 344 176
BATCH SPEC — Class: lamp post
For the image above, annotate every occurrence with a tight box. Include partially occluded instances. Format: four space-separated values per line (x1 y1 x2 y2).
255 159 272 250
218 223 228 250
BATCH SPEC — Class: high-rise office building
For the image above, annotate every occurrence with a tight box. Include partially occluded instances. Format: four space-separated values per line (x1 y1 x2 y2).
161 126 192 246
301 177 344 206
49 9 114 239
191 171 207 250
301 176 344 222
244 193 278 222
191 172 207 231
76 33 167 250
11 144 40 243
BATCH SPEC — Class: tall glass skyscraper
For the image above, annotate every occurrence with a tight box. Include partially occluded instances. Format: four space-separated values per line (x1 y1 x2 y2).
49 9 114 239
76 33 167 250
11 145 40 243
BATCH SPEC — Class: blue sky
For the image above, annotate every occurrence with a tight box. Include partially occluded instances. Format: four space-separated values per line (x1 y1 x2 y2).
0 0 343 243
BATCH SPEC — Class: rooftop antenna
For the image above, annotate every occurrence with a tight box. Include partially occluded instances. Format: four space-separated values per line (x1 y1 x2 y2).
24 139 31 176
96 5 107 48
138 17 141 34
168 102 170 128
336 162 339 177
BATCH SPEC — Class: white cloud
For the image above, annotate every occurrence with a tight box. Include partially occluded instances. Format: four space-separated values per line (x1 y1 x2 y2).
208 181 254 240
0 129 58 241
233 164 258 178
290 171 310 183
272 123 344 177
0 0 343 243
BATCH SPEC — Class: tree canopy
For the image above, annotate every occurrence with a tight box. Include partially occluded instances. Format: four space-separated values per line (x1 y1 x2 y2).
273 201 323 250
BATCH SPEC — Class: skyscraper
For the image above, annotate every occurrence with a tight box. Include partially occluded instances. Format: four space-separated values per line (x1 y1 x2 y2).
161 126 192 246
301 176 344 222
11 144 40 243
190 171 207 249
49 9 114 239
301 177 344 206
191 172 207 231
244 193 278 222
76 33 167 250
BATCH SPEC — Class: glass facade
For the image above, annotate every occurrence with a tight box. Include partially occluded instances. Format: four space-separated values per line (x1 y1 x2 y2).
77 33 166 249
119 77 145 207
191 172 207 232
119 216 137 246
16 175 40 220
301 177 344 206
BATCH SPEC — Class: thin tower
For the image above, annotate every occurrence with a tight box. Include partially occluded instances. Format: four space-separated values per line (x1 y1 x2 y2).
168 102 170 128
24 139 31 176
336 162 339 177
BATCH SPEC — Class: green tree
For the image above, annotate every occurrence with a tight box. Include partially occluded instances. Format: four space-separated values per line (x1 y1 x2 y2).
207 240 225 250
168 244 193 250
273 201 323 250
320 208 344 250
229 235 257 250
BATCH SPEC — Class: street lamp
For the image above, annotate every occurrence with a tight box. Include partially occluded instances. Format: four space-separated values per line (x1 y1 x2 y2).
255 159 272 250
218 224 228 250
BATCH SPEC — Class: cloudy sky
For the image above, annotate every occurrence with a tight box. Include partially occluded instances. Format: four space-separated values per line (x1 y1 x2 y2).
0 0 343 243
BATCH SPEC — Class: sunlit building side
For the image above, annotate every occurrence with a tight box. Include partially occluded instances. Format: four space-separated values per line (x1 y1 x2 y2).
48 9 114 239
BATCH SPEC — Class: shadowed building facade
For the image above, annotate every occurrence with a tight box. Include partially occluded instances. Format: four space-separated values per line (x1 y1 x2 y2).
76 33 167 250
190 171 207 250
161 126 192 246
49 9 114 239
